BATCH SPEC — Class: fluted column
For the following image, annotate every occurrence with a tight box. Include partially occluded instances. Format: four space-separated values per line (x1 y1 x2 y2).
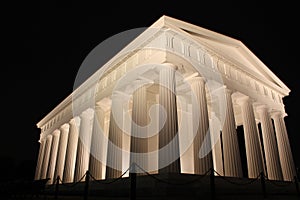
63 117 81 183
40 134 53 179
222 89 243 177
34 138 46 180
106 94 124 178
255 121 267 177
74 108 95 182
237 96 263 178
54 123 70 182
257 106 282 180
188 76 212 174
178 97 194 174
130 83 148 172
272 111 296 181
210 112 223 176
89 107 106 180
158 63 180 174
47 130 61 183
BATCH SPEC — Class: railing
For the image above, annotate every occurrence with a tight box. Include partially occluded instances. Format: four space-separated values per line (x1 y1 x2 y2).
37 163 300 200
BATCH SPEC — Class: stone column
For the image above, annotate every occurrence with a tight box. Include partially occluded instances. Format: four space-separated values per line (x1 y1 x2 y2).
272 111 296 181
188 76 212 175
257 106 282 180
255 121 268 177
54 123 70 182
63 117 81 183
89 107 106 180
34 138 46 180
222 89 243 177
178 97 194 174
74 108 95 182
210 112 223 176
106 94 124 178
40 134 53 179
47 130 61 184
158 63 181 174
130 83 148 172
237 96 263 178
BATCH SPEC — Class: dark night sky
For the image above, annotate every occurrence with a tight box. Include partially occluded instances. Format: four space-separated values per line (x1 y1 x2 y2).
1 1 299 179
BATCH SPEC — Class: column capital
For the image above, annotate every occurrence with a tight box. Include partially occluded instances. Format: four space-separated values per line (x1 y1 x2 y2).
46 134 53 140
209 85 231 96
184 76 206 85
60 123 70 131
255 105 268 113
161 62 178 70
183 72 198 81
270 110 286 119
80 108 95 119
136 76 155 85
224 87 235 95
235 95 250 105
112 90 131 100
129 78 151 95
96 98 112 112
52 129 61 136
69 116 81 127
38 137 46 143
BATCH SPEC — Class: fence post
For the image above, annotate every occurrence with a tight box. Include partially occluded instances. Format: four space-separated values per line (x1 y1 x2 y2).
84 171 90 200
210 168 215 200
260 172 267 198
130 163 137 200
54 176 60 200
294 176 299 196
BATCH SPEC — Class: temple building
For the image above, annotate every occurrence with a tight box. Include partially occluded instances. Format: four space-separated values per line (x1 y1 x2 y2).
34 16 296 184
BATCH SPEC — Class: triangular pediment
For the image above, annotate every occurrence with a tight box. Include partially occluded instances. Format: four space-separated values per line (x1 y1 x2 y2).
37 15 291 130
150 15 290 95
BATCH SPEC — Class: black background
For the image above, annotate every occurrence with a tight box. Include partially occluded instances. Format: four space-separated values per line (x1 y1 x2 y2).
1 0 299 180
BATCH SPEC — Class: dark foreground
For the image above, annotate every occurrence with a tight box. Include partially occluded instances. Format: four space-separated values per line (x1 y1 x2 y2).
1 172 299 200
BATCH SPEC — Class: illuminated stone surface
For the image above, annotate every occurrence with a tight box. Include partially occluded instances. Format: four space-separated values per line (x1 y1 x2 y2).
35 16 296 182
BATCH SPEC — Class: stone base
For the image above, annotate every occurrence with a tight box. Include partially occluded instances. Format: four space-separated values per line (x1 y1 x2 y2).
43 173 298 200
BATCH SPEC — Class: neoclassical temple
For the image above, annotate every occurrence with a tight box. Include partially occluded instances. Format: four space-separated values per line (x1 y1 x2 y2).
34 16 296 184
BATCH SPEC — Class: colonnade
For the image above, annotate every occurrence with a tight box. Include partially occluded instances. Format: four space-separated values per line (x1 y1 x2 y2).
34 63 296 183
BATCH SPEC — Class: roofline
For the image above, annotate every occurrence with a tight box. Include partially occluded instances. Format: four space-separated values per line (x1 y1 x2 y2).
158 15 290 95
37 15 291 129
37 18 163 129
238 42 290 93
158 15 242 47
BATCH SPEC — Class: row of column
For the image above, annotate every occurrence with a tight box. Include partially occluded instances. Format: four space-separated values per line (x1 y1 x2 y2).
189 80 295 181
236 97 296 181
35 109 96 184
35 63 296 183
